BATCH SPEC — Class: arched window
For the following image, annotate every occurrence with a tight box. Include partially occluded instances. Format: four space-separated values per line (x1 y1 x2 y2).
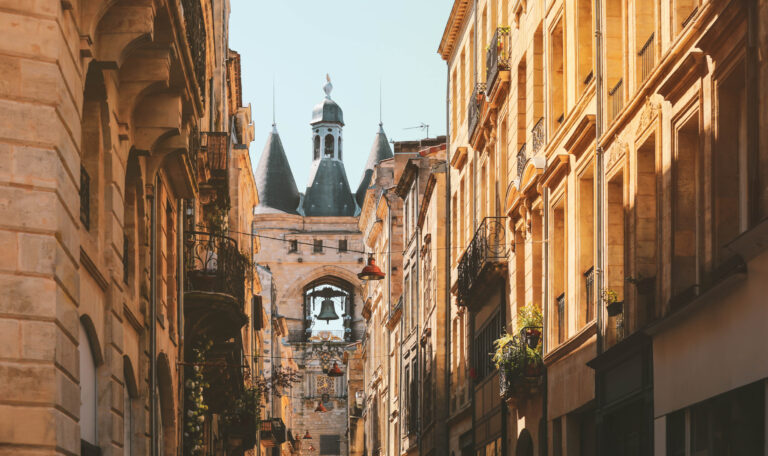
313 135 320 160
304 278 353 342
324 134 334 157
79 320 98 446
338 136 343 160
123 356 138 455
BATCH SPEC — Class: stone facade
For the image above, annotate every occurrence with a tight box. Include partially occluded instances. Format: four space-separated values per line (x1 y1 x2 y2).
0 1 263 455
439 0 768 454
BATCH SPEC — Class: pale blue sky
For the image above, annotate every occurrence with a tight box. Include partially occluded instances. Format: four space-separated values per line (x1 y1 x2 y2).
229 0 451 190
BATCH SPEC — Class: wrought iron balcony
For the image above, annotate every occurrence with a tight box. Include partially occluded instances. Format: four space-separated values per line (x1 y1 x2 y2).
260 418 287 447
184 230 247 305
467 83 485 140
531 117 545 155
181 0 207 101
516 143 527 180
638 33 655 85
584 267 595 323
202 131 229 178
456 217 508 306
608 79 624 123
486 27 511 92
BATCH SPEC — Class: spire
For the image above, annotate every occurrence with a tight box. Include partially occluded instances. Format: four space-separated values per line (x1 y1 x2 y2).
254 127 300 214
355 124 394 207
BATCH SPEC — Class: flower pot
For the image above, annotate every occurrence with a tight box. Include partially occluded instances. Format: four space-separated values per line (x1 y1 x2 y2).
606 300 624 317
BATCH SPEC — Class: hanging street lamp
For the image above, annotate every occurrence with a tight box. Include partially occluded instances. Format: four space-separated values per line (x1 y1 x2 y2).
358 255 385 280
303 430 313 440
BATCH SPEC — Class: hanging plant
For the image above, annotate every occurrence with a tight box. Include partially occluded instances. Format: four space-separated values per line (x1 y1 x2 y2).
492 305 544 400
603 288 623 316
184 338 212 456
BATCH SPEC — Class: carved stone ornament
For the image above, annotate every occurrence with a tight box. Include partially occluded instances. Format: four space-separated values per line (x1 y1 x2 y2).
607 137 628 169
636 95 663 135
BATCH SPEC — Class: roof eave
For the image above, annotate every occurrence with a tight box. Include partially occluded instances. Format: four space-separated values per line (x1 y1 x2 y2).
438 0 471 61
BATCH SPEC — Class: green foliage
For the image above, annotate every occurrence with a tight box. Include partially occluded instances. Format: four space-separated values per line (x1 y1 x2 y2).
602 288 618 304
517 304 543 328
184 338 212 456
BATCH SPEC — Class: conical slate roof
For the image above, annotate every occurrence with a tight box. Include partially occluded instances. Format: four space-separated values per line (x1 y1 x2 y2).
302 159 357 217
254 126 300 214
355 124 393 207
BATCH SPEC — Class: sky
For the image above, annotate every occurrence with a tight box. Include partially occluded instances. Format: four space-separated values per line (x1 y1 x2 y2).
229 0 452 190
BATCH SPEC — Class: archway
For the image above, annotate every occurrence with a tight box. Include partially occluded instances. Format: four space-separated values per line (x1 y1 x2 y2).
516 428 534 456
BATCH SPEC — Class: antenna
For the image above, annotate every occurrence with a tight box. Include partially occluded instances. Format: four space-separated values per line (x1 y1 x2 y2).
271 76 276 128
404 122 430 139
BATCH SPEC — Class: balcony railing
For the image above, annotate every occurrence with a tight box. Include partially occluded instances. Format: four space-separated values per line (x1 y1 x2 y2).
584 267 595 323
608 79 624 122
202 131 229 177
467 83 485 140
556 293 565 344
531 117 545 154
184 231 247 305
260 418 287 447
486 27 511 91
188 123 200 184
180 0 207 101
516 143 527 180
638 33 655 85
457 217 508 306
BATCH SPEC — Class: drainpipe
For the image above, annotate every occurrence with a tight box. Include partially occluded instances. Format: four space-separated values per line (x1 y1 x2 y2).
176 197 185 454
595 0 606 357
386 193 393 456
542 187 550 456
444 66 452 456
594 0 606 453
149 174 158 456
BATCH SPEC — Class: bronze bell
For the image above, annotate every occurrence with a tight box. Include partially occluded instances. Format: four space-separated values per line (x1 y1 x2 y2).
315 298 339 321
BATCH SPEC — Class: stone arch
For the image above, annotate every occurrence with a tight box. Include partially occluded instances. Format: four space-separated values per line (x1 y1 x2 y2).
303 275 357 342
79 314 104 366
122 355 139 398
156 352 176 455
516 428 534 456
284 265 362 301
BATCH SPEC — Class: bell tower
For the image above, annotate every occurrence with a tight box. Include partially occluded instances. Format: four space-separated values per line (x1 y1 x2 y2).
311 75 344 161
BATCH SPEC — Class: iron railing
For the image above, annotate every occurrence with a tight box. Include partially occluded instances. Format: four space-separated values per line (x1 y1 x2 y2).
473 311 502 381
516 143 527 180
608 79 624 122
80 166 90 230
260 418 287 447
486 27 511 91
467 83 485 140
584 267 595 323
638 33 655 85
180 0 207 101
681 6 698 28
184 231 247 305
457 217 508 306
188 123 200 184
531 117 545 154
202 132 228 176
556 293 566 344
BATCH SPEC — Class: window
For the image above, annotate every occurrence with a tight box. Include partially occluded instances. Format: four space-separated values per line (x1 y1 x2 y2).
314 239 323 253
304 280 351 341
80 166 90 230
314 135 320 160
635 134 658 327
606 171 626 343
549 18 565 132
410 263 417 332
338 136 342 160
473 311 501 381
338 239 347 253
403 363 411 432
606 0 626 122
714 60 747 264
674 0 698 35
324 134 334 157
517 58 527 152
289 239 298 253
551 199 566 344
165 201 176 336
320 435 340 454
578 166 595 326
408 356 419 435
672 112 699 297
577 0 594 89
79 321 98 446
403 272 410 331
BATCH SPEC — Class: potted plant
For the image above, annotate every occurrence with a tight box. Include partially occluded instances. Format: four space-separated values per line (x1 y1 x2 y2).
603 288 623 316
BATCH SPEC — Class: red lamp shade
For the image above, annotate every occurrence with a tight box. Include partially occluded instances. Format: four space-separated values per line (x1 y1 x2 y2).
328 361 344 377
358 255 385 281
303 430 312 440
314 400 327 413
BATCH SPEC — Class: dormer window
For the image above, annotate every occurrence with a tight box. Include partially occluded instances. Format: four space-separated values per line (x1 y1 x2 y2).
324 134 334 157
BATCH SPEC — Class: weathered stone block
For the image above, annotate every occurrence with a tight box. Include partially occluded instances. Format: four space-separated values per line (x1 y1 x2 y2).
0 404 55 446
0 318 19 359
0 273 56 317
18 233 56 275
0 362 55 403
20 320 57 361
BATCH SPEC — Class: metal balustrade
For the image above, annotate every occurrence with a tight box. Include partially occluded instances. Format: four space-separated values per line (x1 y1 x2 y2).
457 217 508 306
531 117 545 154
638 33 655 85
608 79 624 123
486 27 511 91
516 143 527 180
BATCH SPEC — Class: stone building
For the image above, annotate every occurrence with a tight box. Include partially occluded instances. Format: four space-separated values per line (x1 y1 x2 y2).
252 80 384 456
0 1 267 455
439 0 768 454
